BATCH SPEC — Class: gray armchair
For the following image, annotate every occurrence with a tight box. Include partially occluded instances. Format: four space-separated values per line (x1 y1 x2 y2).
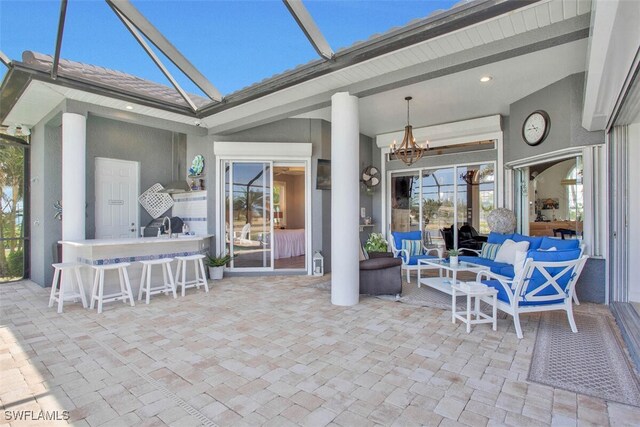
359 254 402 296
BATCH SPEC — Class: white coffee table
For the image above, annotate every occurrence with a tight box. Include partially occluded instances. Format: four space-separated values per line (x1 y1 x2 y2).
452 281 498 333
417 258 486 296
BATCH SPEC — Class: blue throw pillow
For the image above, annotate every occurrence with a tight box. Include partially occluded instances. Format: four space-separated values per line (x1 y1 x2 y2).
540 236 580 250
401 239 422 256
512 233 544 250
488 232 513 244
391 231 421 251
480 242 501 260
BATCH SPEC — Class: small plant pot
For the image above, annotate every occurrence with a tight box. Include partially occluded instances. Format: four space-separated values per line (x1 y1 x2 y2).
208 266 224 280
449 255 459 266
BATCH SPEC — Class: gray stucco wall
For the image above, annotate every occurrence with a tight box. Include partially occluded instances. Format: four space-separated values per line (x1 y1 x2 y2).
507 73 604 162
29 112 63 287
85 115 179 238
208 118 338 271
508 72 605 303
28 101 200 287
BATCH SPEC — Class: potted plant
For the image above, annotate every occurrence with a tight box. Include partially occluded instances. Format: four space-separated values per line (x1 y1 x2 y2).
365 233 391 258
206 252 233 280
448 249 460 266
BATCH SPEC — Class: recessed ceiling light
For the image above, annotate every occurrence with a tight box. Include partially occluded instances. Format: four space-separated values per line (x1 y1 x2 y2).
125 105 134 110
480 76 493 83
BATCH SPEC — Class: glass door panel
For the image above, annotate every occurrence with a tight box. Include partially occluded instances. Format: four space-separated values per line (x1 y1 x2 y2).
390 172 420 232
0 142 27 282
421 168 455 247
225 161 272 269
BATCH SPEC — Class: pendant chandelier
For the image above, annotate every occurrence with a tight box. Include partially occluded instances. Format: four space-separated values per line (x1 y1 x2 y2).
390 96 428 166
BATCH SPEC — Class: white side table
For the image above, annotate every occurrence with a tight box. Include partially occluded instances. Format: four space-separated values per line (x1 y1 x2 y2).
452 281 498 333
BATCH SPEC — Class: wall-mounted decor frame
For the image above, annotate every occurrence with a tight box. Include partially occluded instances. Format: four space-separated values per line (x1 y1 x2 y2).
316 159 331 190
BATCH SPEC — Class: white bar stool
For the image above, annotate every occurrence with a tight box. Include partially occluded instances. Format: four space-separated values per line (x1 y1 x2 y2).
48 262 88 313
90 262 135 314
175 254 209 296
138 258 177 304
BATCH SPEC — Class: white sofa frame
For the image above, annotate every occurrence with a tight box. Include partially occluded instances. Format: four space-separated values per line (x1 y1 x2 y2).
390 233 443 283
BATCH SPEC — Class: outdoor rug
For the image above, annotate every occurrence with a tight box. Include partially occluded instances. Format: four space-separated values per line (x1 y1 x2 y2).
529 311 640 406
312 279 504 314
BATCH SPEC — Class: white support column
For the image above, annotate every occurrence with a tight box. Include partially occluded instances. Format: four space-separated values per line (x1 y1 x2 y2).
331 92 360 306
62 113 86 247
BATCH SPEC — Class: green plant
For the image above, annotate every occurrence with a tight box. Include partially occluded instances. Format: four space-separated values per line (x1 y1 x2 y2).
448 249 460 256
364 233 388 253
206 252 234 267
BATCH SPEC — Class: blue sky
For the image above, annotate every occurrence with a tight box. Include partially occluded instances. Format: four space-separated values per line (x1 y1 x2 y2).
0 0 460 96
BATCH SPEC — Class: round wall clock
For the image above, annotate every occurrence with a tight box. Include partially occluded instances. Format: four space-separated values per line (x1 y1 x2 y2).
522 110 550 146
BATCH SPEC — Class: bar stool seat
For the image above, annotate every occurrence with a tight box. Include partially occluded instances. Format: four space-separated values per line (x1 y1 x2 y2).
49 262 88 313
138 258 177 304
90 262 135 313
175 254 209 296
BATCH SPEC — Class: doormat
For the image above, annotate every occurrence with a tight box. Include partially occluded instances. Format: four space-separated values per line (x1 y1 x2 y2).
529 311 640 406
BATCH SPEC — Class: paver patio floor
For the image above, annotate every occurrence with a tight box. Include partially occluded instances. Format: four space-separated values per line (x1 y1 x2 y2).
1 275 639 426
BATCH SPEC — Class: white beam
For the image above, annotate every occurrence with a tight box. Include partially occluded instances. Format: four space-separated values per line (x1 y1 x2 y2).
0 51 10 68
51 0 68 79
62 113 86 243
283 0 334 60
111 7 198 112
106 0 222 102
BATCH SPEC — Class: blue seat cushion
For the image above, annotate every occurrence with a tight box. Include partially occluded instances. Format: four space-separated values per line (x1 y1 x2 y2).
458 256 511 275
540 236 580 250
483 279 565 306
512 233 543 250
496 265 515 278
391 231 422 252
405 254 438 266
487 232 513 244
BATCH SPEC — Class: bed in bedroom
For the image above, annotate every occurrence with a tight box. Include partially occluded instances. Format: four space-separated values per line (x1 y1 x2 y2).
273 229 305 259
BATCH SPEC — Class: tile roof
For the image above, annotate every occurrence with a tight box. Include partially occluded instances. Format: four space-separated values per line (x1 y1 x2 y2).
22 51 212 110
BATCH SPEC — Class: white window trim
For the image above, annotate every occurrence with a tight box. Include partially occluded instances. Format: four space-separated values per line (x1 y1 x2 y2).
214 141 312 275
505 145 606 258
385 160 497 247
377 115 503 239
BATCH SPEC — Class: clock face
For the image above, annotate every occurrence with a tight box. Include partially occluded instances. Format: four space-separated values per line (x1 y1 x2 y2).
522 111 550 146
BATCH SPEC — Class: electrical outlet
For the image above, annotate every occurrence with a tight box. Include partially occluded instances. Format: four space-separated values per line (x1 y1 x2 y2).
360 207 366 218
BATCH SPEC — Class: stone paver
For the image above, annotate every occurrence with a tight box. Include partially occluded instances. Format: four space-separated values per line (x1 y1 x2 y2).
1 276 639 426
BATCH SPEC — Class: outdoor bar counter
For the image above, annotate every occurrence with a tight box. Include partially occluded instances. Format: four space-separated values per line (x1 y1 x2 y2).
60 235 213 298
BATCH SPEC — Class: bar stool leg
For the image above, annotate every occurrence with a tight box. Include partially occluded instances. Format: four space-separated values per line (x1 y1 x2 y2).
193 260 200 290
166 263 177 298
122 267 135 307
90 270 99 310
161 264 168 295
199 258 209 293
74 267 88 308
145 265 152 305
118 267 127 304
181 261 187 297
57 270 65 314
49 267 60 308
97 270 105 314
138 264 147 301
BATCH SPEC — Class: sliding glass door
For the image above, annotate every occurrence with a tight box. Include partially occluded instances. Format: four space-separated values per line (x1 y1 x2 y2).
390 162 495 248
224 161 272 269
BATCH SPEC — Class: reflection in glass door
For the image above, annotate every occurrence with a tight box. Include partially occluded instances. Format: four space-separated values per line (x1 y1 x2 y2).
224 161 272 269
390 163 495 250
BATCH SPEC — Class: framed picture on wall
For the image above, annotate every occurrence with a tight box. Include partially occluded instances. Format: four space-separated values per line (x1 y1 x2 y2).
316 159 331 190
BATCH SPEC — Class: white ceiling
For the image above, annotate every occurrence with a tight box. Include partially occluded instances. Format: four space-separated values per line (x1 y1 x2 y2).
296 38 588 137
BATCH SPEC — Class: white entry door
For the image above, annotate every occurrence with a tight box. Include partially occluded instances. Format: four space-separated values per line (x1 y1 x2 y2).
95 157 139 239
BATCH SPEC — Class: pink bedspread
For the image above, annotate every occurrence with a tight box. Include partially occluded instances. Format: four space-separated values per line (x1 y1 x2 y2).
273 229 305 259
